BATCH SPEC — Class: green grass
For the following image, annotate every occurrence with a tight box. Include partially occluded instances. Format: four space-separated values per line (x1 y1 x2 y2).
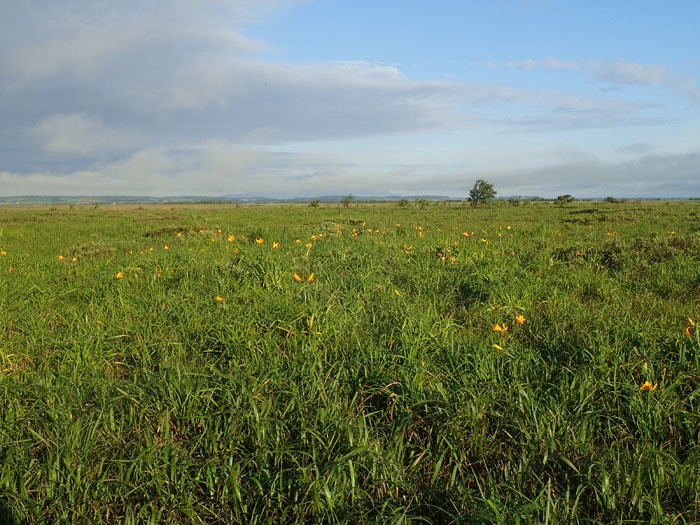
1 200 699 523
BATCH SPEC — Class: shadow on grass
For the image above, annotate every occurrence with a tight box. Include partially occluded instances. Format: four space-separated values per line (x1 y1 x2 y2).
0 498 19 525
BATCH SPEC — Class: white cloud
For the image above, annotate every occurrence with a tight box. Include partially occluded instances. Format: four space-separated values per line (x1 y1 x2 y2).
588 61 667 86
0 0 296 86
616 142 654 156
407 152 700 199
499 97 666 133
589 61 700 104
329 61 403 80
2 142 697 199
32 115 140 156
475 58 699 103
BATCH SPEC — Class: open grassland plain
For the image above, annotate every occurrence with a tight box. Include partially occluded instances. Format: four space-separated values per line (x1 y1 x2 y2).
0 200 699 524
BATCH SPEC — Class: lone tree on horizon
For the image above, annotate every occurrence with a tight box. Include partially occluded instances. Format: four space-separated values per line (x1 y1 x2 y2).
468 179 496 207
341 194 354 208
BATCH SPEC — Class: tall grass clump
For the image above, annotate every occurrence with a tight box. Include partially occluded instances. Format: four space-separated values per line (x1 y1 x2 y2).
0 201 699 523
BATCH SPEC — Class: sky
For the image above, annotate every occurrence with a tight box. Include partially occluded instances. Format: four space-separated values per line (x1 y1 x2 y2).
1 0 699 199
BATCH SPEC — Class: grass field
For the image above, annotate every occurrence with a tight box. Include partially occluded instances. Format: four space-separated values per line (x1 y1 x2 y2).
1 200 699 523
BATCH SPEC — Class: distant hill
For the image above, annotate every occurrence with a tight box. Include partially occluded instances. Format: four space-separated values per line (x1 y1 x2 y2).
2 194 690 206
0 194 455 206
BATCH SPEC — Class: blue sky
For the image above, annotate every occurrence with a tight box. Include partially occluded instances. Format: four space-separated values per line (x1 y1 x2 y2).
1 0 698 198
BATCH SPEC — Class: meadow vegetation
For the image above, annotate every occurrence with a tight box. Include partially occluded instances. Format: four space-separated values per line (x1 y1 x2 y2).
1 200 699 523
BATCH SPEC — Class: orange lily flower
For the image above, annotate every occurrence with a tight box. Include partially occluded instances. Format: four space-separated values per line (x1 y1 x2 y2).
640 381 658 392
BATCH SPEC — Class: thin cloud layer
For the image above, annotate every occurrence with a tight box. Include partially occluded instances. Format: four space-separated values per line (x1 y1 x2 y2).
476 58 580 71
477 58 699 104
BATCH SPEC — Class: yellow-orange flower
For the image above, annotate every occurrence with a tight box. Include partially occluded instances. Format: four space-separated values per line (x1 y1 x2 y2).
115 271 124 279
515 315 526 326
640 380 658 392
71 257 77 263
215 295 226 304
228 234 235 242
272 242 280 249
493 343 505 351
492 323 508 334
255 238 264 244
293 272 303 282
163 244 169 250
0 251 6 257
293 272 314 283
58 255 66 261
